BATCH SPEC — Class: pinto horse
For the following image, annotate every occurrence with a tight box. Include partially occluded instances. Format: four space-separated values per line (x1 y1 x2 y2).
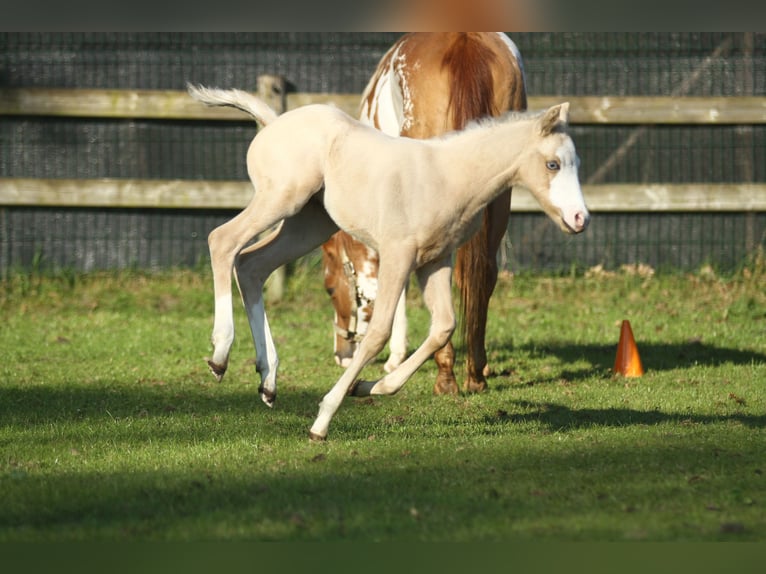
321 33 527 395
188 84 589 440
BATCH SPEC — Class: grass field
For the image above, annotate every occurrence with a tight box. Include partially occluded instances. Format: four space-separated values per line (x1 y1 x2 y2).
1 255 765 541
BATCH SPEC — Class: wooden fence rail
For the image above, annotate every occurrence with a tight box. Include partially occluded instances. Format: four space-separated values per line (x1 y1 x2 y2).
2 88 766 124
2 178 766 213
2 88 765 212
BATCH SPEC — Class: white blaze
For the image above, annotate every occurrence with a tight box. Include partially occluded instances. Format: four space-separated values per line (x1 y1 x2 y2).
549 140 589 231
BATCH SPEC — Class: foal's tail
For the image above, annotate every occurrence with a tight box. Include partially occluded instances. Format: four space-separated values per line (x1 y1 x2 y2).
187 83 279 126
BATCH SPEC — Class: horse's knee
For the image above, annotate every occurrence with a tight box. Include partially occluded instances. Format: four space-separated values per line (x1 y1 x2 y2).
207 226 218 246
208 225 238 265
208 225 226 252
358 326 390 357
431 318 456 349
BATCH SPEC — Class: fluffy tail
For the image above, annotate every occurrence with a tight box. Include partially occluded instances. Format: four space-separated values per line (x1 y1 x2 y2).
187 83 279 126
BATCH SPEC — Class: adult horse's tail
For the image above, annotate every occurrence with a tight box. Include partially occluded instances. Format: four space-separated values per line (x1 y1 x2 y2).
444 34 527 386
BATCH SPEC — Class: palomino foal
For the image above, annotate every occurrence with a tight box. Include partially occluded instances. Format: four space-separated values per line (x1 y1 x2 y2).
188 84 589 440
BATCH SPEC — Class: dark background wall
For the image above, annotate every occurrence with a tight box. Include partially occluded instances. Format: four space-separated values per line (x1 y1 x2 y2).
1 33 764 273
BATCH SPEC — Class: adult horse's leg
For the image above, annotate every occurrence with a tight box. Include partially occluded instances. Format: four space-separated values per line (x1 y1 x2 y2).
432 342 458 395
236 200 338 406
353 256 455 397
310 251 416 441
321 234 358 368
323 234 408 374
460 188 511 392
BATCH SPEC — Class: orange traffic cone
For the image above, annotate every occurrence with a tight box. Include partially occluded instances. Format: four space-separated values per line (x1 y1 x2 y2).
613 320 644 377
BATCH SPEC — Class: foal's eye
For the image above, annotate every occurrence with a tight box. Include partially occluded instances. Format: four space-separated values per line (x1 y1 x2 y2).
546 160 560 171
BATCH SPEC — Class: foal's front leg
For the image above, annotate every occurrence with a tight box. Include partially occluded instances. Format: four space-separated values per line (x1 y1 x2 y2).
353 256 455 397
309 255 414 441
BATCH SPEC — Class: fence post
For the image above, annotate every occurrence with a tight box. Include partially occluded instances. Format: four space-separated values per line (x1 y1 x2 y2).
739 33 757 255
257 75 289 302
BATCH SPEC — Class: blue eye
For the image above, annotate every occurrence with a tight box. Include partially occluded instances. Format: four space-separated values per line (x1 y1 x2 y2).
546 160 560 171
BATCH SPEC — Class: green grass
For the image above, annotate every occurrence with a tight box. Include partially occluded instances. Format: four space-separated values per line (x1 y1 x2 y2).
1 257 765 541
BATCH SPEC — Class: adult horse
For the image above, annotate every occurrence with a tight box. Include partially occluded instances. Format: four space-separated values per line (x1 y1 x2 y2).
188 83 589 440
321 33 527 395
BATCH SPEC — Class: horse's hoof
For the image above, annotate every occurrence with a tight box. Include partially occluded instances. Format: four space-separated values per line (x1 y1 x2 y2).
347 379 362 396
433 373 459 395
206 359 227 382
348 379 377 396
308 431 326 442
258 385 276 407
463 378 488 393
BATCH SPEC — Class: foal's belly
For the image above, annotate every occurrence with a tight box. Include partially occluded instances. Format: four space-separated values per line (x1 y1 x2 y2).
414 212 483 267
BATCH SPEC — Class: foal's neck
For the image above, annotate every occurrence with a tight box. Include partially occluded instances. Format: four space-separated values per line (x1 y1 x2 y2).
440 115 534 205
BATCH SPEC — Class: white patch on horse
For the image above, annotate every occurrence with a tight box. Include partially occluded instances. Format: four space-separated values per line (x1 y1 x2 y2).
364 71 399 135
362 42 414 136
549 140 588 231
393 50 414 132
211 292 234 365
357 259 379 304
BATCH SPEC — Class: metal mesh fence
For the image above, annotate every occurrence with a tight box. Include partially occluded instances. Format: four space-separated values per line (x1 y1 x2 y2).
1 33 765 274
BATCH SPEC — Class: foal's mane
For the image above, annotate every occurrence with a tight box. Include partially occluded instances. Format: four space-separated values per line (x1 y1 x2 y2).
437 108 540 141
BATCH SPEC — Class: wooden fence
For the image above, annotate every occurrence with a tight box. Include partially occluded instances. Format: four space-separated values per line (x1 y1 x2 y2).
2 86 766 212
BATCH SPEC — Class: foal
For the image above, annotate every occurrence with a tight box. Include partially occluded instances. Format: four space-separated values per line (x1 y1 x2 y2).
189 84 589 440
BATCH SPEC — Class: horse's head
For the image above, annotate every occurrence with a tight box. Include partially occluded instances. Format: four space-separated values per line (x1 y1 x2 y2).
321 234 378 368
517 103 590 234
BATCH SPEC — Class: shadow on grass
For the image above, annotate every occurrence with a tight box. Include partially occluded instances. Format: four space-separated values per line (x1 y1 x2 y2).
4 336 763 430
487 339 766 385
0 382 319 437
2 373 765 540
486 399 766 431
1 393 763 541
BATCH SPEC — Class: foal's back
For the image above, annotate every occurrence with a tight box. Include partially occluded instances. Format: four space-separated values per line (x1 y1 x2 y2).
245 104 359 197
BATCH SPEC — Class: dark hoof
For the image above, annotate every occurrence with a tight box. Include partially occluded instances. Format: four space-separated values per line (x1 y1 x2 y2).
258 384 276 407
308 431 326 442
206 359 227 382
347 379 361 396
463 377 488 394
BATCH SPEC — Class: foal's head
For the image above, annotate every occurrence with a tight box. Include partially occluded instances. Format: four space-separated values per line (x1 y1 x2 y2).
516 103 590 234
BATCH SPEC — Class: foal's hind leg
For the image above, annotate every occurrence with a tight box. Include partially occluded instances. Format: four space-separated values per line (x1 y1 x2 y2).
236 200 338 406
207 189 309 381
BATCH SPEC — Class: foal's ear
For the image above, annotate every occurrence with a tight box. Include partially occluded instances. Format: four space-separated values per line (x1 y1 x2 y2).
538 102 570 136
